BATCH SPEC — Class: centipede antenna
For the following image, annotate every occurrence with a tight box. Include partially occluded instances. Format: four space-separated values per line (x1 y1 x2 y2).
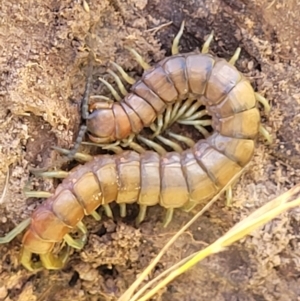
67 54 94 160
172 20 185 55
111 61 135 84
98 77 122 101
167 131 195 148
0 218 31 244
228 47 241 65
155 135 183 153
107 69 128 96
24 191 53 198
255 92 271 114
201 31 214 54
67 125 88 160
125 47 151 70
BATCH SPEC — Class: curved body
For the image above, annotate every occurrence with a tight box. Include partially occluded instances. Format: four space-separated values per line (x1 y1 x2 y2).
87 52 260 143
20 51 261 269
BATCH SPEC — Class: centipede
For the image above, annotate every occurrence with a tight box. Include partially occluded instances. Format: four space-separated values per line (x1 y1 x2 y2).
0 22 271 271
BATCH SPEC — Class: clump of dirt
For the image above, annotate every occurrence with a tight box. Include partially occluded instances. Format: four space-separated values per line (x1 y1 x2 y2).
0 0 300 300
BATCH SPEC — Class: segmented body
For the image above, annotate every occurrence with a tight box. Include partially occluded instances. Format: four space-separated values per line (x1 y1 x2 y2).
20 50 261 270
87 51 260 145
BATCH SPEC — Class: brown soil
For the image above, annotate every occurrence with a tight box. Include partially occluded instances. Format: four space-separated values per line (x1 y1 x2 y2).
0 0 300 300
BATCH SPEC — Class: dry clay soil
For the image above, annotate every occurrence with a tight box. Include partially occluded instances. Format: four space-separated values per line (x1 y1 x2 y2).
0 0 300 300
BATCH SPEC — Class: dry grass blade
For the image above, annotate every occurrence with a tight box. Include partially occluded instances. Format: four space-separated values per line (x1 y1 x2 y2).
135 183 300 301
117 167 248 301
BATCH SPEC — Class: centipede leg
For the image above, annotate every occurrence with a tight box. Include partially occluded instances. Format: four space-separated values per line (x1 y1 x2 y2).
167 132 195 148
103 204 114 218
39 246 70 270
194 125 210 138
150 114 163 138
63 221 88 250
155 135 183 153
201 31 214 54
163 208 174 228
255 92 271 114
136 205 147 225
225 186 233 206
98 77 122 101
137 135 167 155
228 47 241 65
24 191 53 198
31 170 69 179
20 248 42 271
107 69 128 96
119 203 127 217
0 218 31 244
259 125 273 144
171 21 185 55
90 211 101 221
110 61 135 84
68 58 93 159
125 47 151 70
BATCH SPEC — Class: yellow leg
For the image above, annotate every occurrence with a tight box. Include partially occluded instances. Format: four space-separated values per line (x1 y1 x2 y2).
107 69 128 96
172 21 185 55
259 125 273 144
39 246 70 270
98 77 121 101
201 31 214 54
163 208 174 228
137 135 167 155
228 47 241 65
0 218 31 244
103 204 113 218
255 92 271 114
226 186 233 206
111 61 135 84
136 205 148 225
20 248 42 271
167 131 195 148
125 47 151 70
155 135 183 153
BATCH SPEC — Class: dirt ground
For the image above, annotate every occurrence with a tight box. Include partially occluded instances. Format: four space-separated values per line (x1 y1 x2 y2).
0 0 300 300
